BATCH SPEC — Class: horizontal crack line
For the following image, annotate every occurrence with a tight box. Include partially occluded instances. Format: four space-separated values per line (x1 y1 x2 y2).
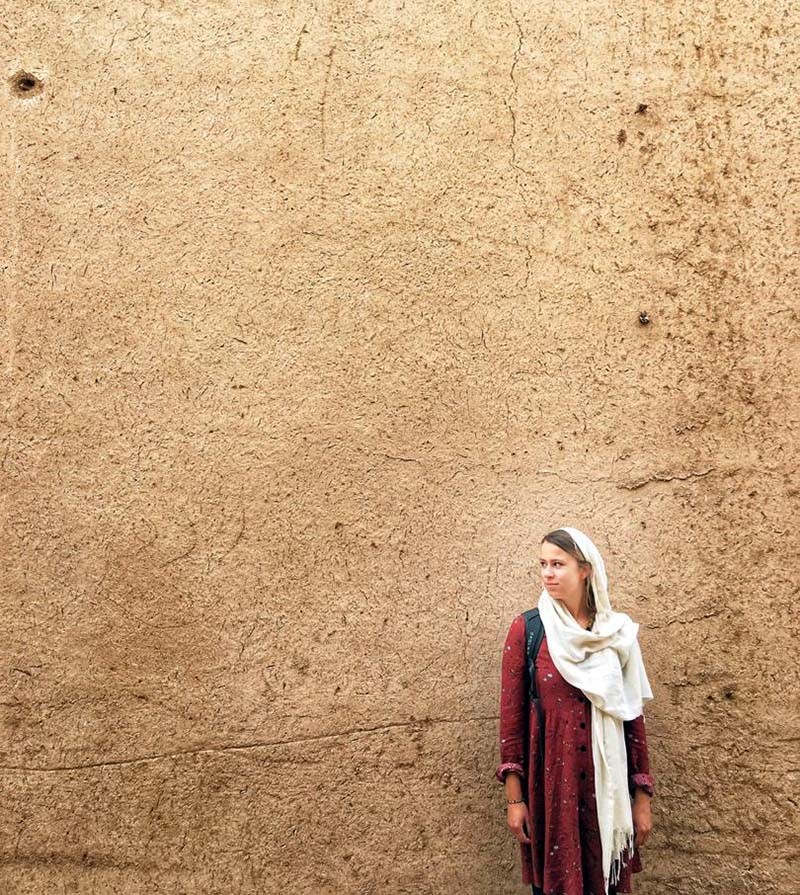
617 466 716 490
0 714 499 773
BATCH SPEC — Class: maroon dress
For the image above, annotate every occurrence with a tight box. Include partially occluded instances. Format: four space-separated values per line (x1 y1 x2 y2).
495 613 654 895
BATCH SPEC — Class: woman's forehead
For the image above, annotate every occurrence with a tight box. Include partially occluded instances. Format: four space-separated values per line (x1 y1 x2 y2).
540 542 574 561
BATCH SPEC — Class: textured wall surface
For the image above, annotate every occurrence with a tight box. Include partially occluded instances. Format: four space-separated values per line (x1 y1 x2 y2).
1 1 797 893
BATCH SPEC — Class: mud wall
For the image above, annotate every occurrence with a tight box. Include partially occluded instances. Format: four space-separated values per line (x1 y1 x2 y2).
1 2 797 893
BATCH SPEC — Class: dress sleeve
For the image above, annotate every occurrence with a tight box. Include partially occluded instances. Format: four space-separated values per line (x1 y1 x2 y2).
495 613 529 783
624 714 655 797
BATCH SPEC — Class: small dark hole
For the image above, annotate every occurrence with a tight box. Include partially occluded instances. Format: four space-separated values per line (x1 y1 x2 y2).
10 71 44 98
635 103 648 114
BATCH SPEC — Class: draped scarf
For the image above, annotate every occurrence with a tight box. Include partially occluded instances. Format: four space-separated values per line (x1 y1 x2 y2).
537 526 653 893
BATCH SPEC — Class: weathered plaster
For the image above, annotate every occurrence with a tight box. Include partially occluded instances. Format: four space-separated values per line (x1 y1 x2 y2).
1 1 797 892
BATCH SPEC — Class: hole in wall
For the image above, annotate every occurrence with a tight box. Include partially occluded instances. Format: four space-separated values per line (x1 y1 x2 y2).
10 70 44 98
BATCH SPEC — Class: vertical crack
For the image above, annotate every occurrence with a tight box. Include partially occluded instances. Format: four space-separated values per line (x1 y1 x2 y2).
320 45 336 200
505 3 527 175
3 120 19 375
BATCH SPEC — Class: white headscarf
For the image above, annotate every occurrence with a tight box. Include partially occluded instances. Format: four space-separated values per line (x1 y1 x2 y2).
537 526 653 894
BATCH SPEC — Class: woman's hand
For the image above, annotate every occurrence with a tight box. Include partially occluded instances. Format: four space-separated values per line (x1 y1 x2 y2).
507 802 531 844
632 792 652 847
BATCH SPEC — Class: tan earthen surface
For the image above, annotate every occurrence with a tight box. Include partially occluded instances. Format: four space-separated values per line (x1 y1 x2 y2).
1 2 797 893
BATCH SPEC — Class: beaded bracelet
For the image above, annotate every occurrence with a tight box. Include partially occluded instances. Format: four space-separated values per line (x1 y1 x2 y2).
506 798 524 804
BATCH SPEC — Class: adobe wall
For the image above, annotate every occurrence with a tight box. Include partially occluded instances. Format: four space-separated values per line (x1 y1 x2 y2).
1 2 796 893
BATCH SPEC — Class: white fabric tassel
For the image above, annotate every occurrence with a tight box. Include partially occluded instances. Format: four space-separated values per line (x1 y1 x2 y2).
608 828 636 889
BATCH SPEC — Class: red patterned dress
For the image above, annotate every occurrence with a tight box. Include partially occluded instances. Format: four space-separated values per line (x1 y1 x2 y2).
496 613 654 895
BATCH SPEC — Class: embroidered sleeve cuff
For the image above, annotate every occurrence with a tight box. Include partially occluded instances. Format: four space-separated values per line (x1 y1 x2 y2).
495 761 525 783
631 773 654 796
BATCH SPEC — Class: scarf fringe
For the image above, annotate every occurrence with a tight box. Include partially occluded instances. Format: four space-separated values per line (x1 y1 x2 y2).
607 827 636 889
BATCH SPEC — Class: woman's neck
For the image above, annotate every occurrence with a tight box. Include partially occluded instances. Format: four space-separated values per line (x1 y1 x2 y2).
559 592 592 626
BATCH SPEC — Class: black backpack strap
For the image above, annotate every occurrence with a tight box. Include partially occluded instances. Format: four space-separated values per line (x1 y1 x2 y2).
523 608 545 700
522 608 546 765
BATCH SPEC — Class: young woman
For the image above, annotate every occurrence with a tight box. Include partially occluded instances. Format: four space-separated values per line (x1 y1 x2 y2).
496 527 655 895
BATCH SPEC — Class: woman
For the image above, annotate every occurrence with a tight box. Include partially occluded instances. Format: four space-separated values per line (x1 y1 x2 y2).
496 527 655 895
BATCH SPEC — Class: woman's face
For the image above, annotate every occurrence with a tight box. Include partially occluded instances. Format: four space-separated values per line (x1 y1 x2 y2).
539 542 587 601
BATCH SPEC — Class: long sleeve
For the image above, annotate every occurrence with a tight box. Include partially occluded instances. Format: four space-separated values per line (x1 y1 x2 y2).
495 613 529 783
624 714 655 797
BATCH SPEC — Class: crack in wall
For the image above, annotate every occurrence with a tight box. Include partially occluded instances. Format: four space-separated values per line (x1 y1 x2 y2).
320 44 336 200
618 467 717 490
0 714 499 773
504 2 526 176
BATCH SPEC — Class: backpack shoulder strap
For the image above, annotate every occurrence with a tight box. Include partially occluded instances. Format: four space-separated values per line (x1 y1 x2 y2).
522 608 545 700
